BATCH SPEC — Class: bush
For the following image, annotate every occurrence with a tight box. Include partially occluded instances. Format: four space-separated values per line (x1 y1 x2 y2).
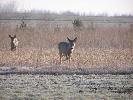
72 18 83 31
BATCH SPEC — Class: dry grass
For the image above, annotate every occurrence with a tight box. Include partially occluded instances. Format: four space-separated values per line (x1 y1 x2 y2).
0 48 132 73
0 20 133 73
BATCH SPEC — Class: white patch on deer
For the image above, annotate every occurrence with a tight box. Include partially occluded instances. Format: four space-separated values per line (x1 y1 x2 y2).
13 38 19 46
71 43 75 52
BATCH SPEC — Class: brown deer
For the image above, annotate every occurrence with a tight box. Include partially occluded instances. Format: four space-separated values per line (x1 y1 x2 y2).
9 35 19 51
58 37 77 64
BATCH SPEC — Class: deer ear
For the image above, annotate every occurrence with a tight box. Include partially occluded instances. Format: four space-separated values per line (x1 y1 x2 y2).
67 37 71 42
74 37 77 42
9 35 11 38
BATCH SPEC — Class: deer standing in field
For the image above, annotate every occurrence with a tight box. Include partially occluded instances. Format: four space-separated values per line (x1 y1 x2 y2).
58 37 77 64
9 35 19 51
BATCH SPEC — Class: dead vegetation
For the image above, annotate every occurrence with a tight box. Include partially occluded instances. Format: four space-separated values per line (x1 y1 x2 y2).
0 19 133 73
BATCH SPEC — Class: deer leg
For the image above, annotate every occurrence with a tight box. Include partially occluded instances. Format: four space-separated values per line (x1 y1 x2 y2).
12 44 16 51
68 55 71 63
59 53 62 64
65 55 69 60
67 54 71 63
11 43 14 51
14 46 16 51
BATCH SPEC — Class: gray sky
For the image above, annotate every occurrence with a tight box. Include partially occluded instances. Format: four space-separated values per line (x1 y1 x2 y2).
0 0 133 15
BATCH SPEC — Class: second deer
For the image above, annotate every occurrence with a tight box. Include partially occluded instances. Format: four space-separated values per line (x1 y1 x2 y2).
9 35 19 51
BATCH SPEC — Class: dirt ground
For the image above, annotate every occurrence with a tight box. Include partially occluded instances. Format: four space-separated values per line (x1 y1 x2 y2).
0 74 133 100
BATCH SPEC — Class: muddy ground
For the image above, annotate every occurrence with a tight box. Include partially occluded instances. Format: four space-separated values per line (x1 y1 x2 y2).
0 73 133 100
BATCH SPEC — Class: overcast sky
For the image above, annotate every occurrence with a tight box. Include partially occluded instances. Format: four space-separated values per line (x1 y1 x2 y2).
0 0 133 15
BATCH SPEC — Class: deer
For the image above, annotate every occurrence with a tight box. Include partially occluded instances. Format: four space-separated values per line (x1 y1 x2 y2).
58 37 77 64
9 35 19 51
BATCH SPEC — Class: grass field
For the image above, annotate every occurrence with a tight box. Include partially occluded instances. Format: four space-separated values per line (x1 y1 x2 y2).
0 18 133 73
0 48 133 74
0 16 133 100
0 74 133 100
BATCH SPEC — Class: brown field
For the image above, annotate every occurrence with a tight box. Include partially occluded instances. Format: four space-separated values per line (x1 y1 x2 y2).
0 16 133 100
0 19 133 74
